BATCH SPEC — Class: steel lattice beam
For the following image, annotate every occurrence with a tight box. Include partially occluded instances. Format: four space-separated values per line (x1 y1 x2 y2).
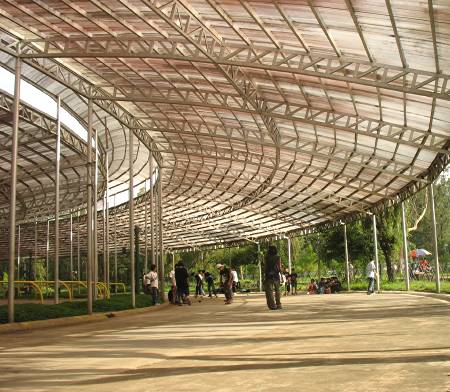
13 36 450 101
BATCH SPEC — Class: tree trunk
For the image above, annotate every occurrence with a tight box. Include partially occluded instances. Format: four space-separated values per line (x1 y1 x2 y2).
382 248 395 281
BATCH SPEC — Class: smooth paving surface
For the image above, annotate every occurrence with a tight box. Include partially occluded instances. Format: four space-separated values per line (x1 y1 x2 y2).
0 293 449 392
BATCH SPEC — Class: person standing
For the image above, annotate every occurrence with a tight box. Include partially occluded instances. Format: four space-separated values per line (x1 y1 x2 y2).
144 264 159 305
264 245 282 310
175 262 191 305
194 271 204 298
169 269 177 304
283 268 291 296
143 269 151 294
231 268 239 293
366 259 376 295
290 269 298 295
205 271 218 298
217 264 233 304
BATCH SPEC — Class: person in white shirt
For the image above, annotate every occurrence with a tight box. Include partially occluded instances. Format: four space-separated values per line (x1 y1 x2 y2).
366 260 376 295
144 264 159 305
169 269 177 304
231 269 239 293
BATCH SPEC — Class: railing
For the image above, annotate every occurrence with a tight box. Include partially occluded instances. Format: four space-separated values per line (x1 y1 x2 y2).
0 281 125 303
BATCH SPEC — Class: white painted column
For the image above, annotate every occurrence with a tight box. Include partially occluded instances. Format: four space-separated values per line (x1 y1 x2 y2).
401 202 410 290
46 219 49 282
93 128 98 298
287 237 292 274
17 225 21 281
54 96 61 304
257 242 262 292
150 155 155 267
372 214 381 292
158 166 164 302
77 211 80 282
114 195 118 293
8 55 21 323
87 99 94 314
428 184 441 293
129 128 136 308
70 212 73 280
105 145 110 292
34 220 38 280
144 178 148 273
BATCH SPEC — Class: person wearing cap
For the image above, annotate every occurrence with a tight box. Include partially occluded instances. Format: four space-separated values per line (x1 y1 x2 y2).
264 245 282 310
217 264 233 304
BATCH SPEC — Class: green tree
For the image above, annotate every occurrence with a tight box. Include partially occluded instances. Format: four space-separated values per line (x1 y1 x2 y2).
376 205 402 281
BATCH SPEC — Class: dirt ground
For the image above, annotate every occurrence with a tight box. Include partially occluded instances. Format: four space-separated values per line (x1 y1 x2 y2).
0 292 449 392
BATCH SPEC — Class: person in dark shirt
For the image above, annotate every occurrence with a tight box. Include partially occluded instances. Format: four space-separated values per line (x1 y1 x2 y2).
264 245 282 310
283 268 291 296
175 262 191 305
290 269 298 295
318 277 326 294
204 271 218 298
217 264 233 304
330 276 342 293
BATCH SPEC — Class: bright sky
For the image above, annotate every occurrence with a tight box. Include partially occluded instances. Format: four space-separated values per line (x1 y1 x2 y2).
0 66 157 208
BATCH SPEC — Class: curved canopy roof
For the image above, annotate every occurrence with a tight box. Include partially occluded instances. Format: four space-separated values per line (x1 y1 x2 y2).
0 0 449 251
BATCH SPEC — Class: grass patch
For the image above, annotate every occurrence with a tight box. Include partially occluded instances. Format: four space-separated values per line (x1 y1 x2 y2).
0 293 155 324
347 279 450 293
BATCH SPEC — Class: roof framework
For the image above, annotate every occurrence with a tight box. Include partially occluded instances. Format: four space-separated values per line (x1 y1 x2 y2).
0 0 449 254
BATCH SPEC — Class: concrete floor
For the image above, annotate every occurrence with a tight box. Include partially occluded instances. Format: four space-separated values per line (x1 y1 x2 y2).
0 293 449 392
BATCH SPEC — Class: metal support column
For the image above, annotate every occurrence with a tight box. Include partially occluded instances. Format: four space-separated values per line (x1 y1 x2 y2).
8 56 21 323
86 99 94 314
54 96 61 304
344 224 350 292
401 202 410 291
154 178 159 271
114 195 118 293
257 242 262 292
150 155 155 267
77 211 80 281
93 128 98 297
34 220 38 280
70 212 73 280
105 141 110 292
428 184 441 293
158 166 164 302
102 193 106 285
17 225 21 281
129 129 136 308
144 178 148 273
287 237 292 274
372 214 381 292
46 219 49 281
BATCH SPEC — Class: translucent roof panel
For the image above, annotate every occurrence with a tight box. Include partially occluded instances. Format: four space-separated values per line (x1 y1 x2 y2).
0 0 449 251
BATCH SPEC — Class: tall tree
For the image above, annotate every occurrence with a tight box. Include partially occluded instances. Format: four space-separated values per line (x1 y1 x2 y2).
376 205 402 281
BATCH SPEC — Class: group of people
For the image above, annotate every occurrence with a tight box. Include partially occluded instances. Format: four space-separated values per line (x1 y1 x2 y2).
164 262 240 306
281 268 298 295
307 277 342 294
192 267 240 300
144 248 377 311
